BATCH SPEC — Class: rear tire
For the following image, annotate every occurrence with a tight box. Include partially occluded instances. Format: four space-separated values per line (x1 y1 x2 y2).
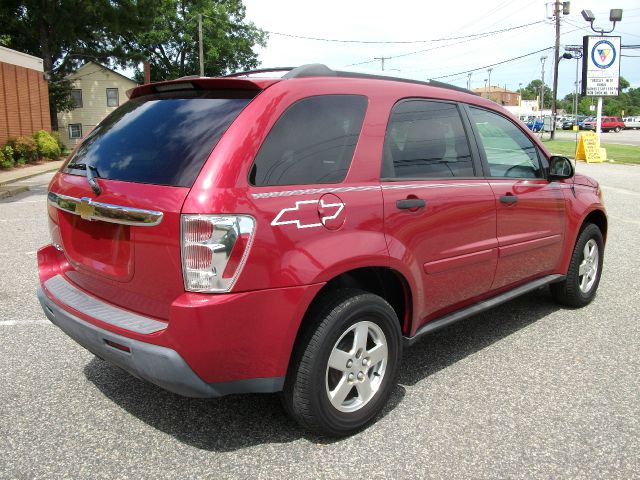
282 289 402 437
551 223 604 308
614 126 621 132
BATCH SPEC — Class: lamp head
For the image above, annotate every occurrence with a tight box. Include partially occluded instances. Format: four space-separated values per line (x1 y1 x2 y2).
609 9 623 22
581 9 595 22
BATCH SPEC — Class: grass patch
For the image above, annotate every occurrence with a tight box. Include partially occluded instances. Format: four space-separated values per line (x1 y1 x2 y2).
541 139 640 164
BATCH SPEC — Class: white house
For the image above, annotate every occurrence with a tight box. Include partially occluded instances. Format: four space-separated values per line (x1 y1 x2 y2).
57 62 138 148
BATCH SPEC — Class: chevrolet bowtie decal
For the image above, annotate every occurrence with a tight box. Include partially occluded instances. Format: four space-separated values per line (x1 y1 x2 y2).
271 199 345 229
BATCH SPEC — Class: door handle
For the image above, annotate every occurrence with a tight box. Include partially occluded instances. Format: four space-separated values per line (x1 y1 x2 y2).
396 198 426 210
500 194 518 205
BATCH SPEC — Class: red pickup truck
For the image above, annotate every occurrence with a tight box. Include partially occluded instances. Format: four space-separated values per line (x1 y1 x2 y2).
38 64 607 436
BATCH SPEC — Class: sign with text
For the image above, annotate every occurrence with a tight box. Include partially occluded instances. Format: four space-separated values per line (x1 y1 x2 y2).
575 132 605 163
582 35 621 96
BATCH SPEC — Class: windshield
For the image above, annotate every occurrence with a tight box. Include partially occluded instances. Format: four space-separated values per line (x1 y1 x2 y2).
64 89 256 187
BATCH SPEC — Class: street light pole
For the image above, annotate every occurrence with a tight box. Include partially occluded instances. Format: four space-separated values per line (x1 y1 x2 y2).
551 0 562 139
487 68 493 101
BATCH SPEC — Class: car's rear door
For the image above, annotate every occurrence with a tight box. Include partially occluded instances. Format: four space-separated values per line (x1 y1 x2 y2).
381 99 498 325
465 106 565 290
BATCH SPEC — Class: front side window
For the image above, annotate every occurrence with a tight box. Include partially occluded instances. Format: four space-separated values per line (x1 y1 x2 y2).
71 89 83 109
382 100 474 179
249 95 367 186
68 123 82 139
469 107 542 178
106 88 119 107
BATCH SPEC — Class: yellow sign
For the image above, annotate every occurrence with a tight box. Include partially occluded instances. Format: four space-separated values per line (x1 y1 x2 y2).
575 132 606 163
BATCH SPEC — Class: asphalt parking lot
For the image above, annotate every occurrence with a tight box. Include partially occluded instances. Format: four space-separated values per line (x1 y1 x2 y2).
1 163 639 479
548 129 640 146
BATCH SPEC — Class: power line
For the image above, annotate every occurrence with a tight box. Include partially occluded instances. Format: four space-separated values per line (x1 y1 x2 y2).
344 22 544 68
430 46 554 80
267 20 544 44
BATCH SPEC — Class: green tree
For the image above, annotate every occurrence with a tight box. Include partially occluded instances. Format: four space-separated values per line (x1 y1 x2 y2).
120 0 266 82
0 0 265 128
517 79 553 109
0 0 135 129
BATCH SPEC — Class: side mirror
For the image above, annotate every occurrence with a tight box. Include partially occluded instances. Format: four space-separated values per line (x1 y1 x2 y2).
548 156 574 180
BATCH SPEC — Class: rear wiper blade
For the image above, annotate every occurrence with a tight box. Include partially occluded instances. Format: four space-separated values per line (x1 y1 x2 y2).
67 163 102 196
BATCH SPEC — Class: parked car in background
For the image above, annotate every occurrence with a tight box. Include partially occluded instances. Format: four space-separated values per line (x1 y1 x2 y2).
623 117 640 129
582 116 625 132
37 64 608 437
524 116 544 132
562 115 586 130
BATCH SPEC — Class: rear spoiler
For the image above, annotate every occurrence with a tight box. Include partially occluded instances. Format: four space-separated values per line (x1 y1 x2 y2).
127 77 280 99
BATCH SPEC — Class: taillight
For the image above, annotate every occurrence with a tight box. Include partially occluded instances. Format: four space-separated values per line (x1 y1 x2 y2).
181 215 256 292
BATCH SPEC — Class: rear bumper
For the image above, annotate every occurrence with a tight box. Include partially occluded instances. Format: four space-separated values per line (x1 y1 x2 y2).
38 287 283 398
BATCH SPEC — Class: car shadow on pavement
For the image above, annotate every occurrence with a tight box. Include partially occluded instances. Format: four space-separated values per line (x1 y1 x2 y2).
398 287 560 386
83 286 558 451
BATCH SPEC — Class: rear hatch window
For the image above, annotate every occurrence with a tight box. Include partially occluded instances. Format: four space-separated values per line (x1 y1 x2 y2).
63 89 257 187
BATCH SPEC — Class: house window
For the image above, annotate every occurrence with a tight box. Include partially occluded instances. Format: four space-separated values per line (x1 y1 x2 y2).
71 89 83 108
106 88 119 107
68 124 83 139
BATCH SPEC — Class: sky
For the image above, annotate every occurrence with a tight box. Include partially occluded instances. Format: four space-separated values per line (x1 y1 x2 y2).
242 0 640 97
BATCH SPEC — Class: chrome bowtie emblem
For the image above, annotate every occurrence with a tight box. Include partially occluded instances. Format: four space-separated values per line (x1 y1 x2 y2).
76 197 95 220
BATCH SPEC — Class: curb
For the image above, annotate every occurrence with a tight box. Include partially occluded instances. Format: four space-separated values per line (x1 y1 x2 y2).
0 163 63 186
0 185 29 199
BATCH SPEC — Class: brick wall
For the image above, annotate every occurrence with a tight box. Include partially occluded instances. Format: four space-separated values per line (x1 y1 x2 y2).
0 61 51 145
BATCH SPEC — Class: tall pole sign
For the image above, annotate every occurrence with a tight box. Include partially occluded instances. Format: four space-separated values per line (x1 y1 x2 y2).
581 35 621 144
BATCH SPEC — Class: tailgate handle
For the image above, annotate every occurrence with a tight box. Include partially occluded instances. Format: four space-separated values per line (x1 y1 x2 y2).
47 192 163 227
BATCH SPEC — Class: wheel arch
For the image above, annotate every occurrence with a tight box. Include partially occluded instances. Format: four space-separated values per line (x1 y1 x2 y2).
286 266 413 373
583 208 608 244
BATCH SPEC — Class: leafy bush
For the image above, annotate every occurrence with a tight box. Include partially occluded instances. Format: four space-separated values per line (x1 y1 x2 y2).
0 145 15 169
33 130 61 159
8 136 38 164
51 131 69 156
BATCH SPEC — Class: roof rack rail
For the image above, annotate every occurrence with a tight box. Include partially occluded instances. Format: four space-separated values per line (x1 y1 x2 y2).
282 63 476 95
224 67 294 78
225 63 477 95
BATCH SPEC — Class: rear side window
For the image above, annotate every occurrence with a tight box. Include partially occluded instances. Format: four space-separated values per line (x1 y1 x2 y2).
382 100 474 179
249 95 367 186
64 90 256 187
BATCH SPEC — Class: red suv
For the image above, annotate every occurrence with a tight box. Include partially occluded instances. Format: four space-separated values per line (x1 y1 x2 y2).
38 64 607 436
582 116 625 132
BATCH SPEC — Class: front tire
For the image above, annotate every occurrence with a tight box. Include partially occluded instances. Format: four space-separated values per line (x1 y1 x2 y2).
551 223 604 307
614 126 621 132
282 289 402 437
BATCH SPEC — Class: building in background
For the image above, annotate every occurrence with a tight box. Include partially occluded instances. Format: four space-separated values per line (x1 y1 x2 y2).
0 46 51 145
473 86 520 107
57 62 138 148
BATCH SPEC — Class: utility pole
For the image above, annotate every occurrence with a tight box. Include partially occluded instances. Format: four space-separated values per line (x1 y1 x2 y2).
198 14 204 77
487 68 493 101
467 72 472 90
374 56 388 71
540 56 547 119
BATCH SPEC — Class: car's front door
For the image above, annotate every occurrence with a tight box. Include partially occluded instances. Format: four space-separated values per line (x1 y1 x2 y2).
381 99 498 327
466 106 565 290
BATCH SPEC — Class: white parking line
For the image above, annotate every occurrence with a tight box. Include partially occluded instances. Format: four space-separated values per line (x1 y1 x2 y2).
0 320 51 326
601 185 640 197
608 215 640 226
